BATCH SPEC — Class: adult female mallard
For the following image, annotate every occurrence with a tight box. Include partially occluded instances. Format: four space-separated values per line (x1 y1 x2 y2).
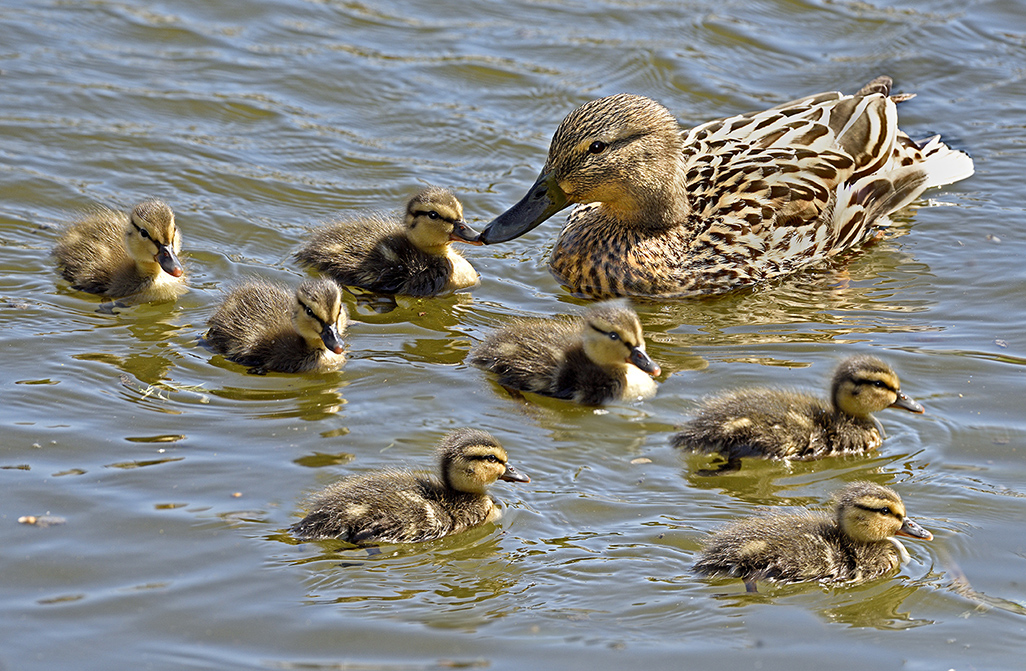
53 200 187 303
295 187 481 297
694 481 933 590
290 428 530 544
463 77 974 298
468 299 660 405
204 278 346 374
671 355 923 461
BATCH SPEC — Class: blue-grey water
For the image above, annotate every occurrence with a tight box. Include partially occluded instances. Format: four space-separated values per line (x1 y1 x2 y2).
2 0 1025 669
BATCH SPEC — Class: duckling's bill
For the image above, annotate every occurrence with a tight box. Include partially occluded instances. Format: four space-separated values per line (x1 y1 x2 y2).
450 218 484 246
897 517 932 540
472 170 569 244
890 391 925 414
156 245 184 278
629 347 660 376
500 462 531 484
320 324 345 354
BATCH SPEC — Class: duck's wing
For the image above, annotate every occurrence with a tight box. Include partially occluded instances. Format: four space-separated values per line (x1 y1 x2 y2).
678 78 971 273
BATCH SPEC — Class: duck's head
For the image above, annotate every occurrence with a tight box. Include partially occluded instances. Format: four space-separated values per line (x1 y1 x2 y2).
124 200 184 277
835 481 932 543
831 355 924 418
292 279 347 354
438 428 530 495
469 94 686 244
404 187 481 253
581 299 661 376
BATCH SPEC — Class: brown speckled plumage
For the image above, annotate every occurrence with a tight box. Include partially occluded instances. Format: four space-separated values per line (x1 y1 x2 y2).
290 428 529 544
294 187 479 297
204 278 346 374
671 355 923 460
473 77 974 298
468 300 660 405
694 481 932 588
53 200 187 303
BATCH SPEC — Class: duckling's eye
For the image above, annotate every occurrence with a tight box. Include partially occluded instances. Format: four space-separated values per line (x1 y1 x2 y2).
135 225 150 240
426 211 440 220
607 331 620 341
485 454 502 463
588 141 608 155
304 306 315 318
873 380 887 388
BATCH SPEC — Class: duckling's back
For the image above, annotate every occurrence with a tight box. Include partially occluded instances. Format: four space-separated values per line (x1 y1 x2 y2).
206 282 308 371
54 208 133 295
290 470 495 544
296 214 454 296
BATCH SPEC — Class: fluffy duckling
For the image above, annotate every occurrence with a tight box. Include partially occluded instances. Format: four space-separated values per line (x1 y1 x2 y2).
463 77 974 299
468 299 661 405
694 481 933 590
671 355 923 460
294 187 481 297
53 199 187 303
290 428 530 544
204 278 346 374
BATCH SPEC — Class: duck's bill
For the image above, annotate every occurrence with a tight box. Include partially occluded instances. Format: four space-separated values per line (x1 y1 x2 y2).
500 463 531 484
320 325 345 355
890 391 925 414
156 245 184 278
449 219 484 245
629 347 661 377
897 517 933 540
476 169 570 244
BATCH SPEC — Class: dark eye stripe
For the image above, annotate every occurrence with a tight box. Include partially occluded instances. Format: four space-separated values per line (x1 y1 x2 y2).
855 377 897 393
854 503 901 518
412 209 456 224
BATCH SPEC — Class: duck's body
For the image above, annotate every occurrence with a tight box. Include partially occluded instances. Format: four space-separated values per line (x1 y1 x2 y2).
468 77 974 298
205 278 346 374
671 355 923 460
694 481 933 589
469 300 660 405
53 200 187 303
295 187 480 297
290 428 530 544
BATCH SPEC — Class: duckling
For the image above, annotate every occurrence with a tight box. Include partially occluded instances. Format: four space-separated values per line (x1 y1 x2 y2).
463 77 974 298
468 299 661 405
53 199 187 303
294 187 482 297
671 355 923 460
204 278 346 374
290 428 530 544
694 481 933 590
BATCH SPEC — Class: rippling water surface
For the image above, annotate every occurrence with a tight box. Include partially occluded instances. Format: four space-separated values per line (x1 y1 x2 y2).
3 0 1025 669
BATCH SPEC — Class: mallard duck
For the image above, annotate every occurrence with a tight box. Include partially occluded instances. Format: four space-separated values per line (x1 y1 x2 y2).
53 199 187 303
468 299 660 405
694 481 933 590
294 187 482 297
204 278 346 374
671 355 923 460
463 77 974 298
290 428 530 544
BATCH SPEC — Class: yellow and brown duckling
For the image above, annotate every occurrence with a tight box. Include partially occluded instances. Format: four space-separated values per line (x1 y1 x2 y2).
694 481 933 590
204 278 346 374
290 428 530 544
671 355 923 460
53 199 187 303
468 299 660 405
294 187 481 297
462 77 974 299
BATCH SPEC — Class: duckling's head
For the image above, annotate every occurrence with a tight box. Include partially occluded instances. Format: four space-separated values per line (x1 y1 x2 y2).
438 428 530 495
581 300 661 376
124 200 184 277
473 94 686 244
834 481 932 543
830 355 924 418
292 279 347 354
403 187 481 254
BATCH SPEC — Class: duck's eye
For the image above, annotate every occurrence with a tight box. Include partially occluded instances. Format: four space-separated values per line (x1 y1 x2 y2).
873 380 887 388
137 227 150 239
426 211 440 220
607 331 620 341
588 141 608 155
304 306 315 318
486 454 501 463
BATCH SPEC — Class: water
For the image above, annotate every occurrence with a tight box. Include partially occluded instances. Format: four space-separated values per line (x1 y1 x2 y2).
2 0 1025 668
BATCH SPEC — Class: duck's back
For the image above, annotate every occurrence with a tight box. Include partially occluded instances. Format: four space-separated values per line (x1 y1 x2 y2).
695 512 900 584
296 214 453 296
673 388 879 459
290 470 496 544
206 283 308 371
54 209 137 295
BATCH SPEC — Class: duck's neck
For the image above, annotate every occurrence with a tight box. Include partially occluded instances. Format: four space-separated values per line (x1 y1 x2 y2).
600 162 690 231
